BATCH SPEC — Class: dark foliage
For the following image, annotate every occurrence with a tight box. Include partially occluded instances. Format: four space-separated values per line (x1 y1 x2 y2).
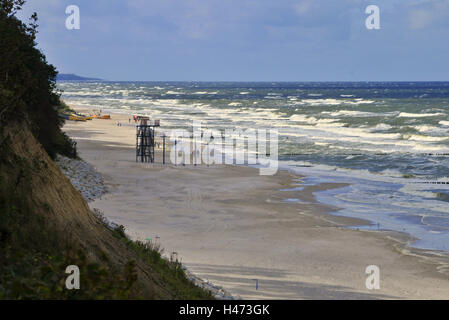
0 0 76 158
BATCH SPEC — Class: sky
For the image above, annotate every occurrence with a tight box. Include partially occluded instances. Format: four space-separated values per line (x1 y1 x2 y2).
17 0 449 81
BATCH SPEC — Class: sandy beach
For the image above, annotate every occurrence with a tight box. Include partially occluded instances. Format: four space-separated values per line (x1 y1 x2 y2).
63 110 449 299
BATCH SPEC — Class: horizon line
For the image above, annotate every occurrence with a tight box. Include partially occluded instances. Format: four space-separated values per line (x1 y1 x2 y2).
56 79 449 83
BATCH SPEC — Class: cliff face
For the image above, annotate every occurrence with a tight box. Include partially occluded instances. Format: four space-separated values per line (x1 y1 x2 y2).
2 122 100 243
0 121 209 299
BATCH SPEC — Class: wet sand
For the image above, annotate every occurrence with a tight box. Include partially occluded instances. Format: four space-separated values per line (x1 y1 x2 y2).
63 111 449 299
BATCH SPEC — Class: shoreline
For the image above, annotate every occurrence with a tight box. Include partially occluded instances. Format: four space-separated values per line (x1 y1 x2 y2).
62 109 449 299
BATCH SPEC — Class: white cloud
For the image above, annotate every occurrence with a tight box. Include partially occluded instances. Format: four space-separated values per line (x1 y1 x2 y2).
408 0 449 30
409 10 434 29
293 0 314 16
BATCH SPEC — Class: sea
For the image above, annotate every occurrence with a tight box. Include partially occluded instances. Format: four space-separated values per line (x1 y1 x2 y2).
59 81 449 252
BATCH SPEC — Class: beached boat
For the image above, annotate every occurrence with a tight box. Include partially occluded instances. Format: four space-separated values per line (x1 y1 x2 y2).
79 114 93 120
68 114 87 121
100 114 111 119
60 113 90 121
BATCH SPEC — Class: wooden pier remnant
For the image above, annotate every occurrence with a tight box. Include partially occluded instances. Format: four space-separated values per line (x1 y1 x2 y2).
136 117 160 163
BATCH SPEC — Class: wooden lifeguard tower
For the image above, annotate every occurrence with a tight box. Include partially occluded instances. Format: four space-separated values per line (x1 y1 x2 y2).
136 117 160 163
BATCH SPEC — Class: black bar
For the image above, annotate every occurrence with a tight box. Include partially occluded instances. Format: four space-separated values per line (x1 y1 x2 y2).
0 300 440 319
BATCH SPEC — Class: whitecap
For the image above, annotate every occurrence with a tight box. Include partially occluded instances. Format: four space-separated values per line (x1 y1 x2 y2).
326 110 383 117
166 91 184 95
404 134 449 142
398 112 444 118
370 123 393 131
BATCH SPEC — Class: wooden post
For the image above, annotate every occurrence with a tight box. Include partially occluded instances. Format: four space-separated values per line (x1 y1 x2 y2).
174 139 177 166
194 136 197 166
162 134 166 164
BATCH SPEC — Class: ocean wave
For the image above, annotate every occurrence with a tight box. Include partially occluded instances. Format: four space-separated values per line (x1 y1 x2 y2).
324 110 385 117
404 134 449 142
297 99 344 106
165 91 184 95
414 125 449 135
370 123 393 131
264 96 283 99
194 91 218 94
289 114 338 124
398 112 444 118
295 99 375 106
62 91 104 96
283 121 449 154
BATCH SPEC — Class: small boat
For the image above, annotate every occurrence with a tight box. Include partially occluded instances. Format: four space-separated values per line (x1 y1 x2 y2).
68 114 87 121
78 114 93 120
100 114 111 119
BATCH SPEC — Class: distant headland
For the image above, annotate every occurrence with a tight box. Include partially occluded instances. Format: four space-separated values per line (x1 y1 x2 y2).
57 73 103 81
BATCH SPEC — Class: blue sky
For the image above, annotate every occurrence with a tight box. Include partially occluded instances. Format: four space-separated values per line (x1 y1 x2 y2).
18 0 449 81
